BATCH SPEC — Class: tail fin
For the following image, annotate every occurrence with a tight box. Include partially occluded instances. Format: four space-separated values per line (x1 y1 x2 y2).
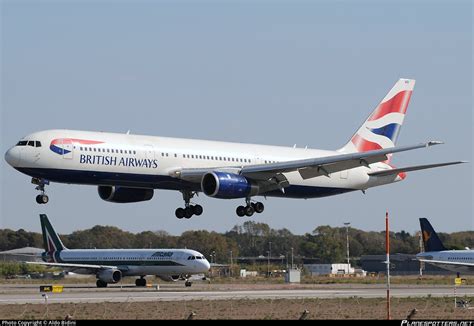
419 218 447 252
339 78 415 162
40 214 67 252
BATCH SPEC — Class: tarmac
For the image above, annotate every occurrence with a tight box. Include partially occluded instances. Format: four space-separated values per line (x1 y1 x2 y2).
0 283 472 304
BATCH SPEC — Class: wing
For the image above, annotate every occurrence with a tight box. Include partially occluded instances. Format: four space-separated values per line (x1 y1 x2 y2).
172 141 443 189
368 161 467 177
26 261 118 273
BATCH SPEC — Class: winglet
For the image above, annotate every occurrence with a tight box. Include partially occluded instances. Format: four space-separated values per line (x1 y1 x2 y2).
427 140 444 147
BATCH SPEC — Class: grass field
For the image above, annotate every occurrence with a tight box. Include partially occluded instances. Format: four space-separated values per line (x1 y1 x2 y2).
1 296 473 320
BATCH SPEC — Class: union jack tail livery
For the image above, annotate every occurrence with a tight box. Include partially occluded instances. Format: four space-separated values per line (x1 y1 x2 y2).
339 78 415 162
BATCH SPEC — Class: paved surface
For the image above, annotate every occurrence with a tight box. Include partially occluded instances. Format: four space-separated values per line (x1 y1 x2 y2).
0 284 472 304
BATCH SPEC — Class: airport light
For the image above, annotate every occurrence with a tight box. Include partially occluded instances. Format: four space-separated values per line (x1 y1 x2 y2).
267 251 270 277
291 247 294 269
344 222 351 269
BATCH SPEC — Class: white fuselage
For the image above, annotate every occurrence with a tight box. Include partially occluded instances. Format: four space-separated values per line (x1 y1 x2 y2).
5 129 403 199
416 250 474 274
45 248 210 276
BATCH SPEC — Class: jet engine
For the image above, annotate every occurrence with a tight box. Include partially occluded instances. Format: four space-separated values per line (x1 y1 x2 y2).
98 186 154 203
97 269 122 283
201 172 259 199
157 275 181 282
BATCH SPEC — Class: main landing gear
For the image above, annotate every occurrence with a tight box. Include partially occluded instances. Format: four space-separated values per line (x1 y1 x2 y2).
32 178 49 204
175 191 203 219
136 277 147 287
236 198 264 217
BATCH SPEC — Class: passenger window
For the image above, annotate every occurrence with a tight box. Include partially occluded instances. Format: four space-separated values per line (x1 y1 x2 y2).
174 154 177 158
107 149 110 153
120 150 123 154
35 141 42 147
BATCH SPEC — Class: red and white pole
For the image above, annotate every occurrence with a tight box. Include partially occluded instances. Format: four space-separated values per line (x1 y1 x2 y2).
386 211 391 320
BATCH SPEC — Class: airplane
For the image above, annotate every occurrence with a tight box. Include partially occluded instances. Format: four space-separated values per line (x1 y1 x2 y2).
28 214 210 287
4 79 466 218
416 218 474 274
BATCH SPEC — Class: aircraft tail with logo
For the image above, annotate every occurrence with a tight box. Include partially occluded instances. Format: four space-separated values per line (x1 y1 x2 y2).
40 214 68 252
339 78 415 163
419 218 447 252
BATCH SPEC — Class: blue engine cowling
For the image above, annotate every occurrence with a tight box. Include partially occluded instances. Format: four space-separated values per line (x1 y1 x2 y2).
201 172 258 199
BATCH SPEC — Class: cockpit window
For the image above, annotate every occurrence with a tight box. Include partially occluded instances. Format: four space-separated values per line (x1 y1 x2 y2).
35 141 42 147
196 256 202 259
17 141 28 146
27 141 35 147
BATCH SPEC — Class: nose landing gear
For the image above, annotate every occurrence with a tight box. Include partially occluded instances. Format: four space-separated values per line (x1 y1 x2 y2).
32 178 49 204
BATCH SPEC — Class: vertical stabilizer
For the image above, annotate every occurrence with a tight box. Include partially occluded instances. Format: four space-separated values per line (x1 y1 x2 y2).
40 214 67 252
419 218 447 252
339 78 415 162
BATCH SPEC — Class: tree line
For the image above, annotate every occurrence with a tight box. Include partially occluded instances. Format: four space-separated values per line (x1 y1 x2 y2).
0 221 472 265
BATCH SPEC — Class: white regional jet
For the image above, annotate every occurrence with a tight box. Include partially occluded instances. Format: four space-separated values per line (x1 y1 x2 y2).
29 214 210 287
4 79 466 218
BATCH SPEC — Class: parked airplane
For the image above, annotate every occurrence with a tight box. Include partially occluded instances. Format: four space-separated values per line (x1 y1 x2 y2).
416 218 474 274
5 79 466 218
28 214 210 287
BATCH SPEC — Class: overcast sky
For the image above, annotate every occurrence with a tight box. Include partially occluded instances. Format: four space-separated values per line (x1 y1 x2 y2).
1 0 472 236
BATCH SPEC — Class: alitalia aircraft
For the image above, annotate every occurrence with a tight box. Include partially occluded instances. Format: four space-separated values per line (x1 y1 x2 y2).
5 79 465 218
29 214 210 287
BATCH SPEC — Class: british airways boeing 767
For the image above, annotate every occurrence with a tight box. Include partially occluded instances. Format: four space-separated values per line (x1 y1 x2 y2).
4 79 466 218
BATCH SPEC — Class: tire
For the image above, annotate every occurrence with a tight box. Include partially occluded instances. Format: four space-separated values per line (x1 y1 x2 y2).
192 205 203 216
236 206 246 217
36 195 43 204
96 280 108 288
184 207 194 219
175 208 185 219
41 195 49 204
185 281 192 287
244 205 254 217
253 202 264 213
136 278 146 287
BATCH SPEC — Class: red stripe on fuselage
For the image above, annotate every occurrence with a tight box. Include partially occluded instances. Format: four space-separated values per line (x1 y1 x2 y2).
51 138 104 145
369 90 412 121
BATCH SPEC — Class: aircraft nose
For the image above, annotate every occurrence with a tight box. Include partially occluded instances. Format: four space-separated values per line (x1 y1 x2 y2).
4 147 20 167
203 259 211 272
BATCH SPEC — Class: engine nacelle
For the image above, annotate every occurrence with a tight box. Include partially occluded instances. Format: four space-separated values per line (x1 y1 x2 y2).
97 269 122 283
201 172 259 199
98 186 154 203
157 275 181 282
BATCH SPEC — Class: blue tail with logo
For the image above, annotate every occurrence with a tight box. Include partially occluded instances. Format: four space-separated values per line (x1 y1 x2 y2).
419 218 447 252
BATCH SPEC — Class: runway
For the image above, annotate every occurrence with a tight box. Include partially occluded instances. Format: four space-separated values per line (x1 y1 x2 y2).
0 284 472 304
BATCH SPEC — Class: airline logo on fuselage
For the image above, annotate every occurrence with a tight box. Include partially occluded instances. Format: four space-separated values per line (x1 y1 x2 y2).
79 155 158 169
50 138 104 155
151 251 174 258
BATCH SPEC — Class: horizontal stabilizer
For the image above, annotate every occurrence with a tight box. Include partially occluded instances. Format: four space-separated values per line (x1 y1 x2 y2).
368 161 467 177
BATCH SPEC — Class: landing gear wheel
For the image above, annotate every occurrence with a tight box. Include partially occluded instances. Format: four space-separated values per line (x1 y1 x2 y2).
96 280 108 288
253 202 264 213
184 207 194 219
36 194 49 204
244 205 255 217
185 281 192 287
236 206 246 217
135 278 147 287
175 208 185 219
192 205 203 216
